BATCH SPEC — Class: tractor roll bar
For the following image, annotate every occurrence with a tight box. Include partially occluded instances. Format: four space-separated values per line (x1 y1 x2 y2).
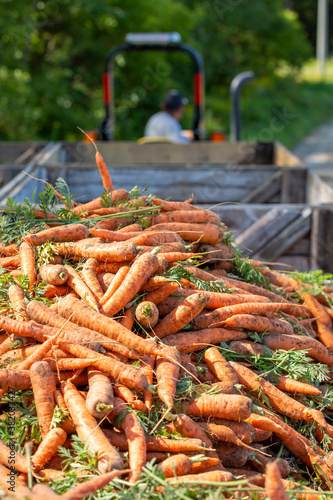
101 39 204 141
230 71 255 142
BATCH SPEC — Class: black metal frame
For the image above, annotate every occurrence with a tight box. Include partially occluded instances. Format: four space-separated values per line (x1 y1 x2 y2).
100 40 204 141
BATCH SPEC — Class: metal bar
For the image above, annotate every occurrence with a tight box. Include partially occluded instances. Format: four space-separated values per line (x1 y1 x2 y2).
101 41 204 141
230 71 255 142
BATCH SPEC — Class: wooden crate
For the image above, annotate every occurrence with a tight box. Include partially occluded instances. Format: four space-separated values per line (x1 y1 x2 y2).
5 140 307 205
205 203 333 273
0 142 45 191
0 140 332 273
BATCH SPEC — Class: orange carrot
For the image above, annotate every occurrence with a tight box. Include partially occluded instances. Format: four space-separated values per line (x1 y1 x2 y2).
185 394 252 421
156 347 181 409
0 439 28 473
0 255 20 268
61 381 123 473
31 427 67 472
113 384 147 413
99 265 130 306
78 129 114 191
42 284 71 298
0 463 26 493
140 355 155 412
14 330 64 371
147 222 224 244
139 242 186 254
204 347 239 394
99 250 159 317
229 340 269 358
163 327 248 353
90 228 140 241
117 223 143 233
80 258 104 301
39 264 68 285
119 307 135 330
129 231 183 246
265 374 322 396
208 419 255 444
166 469 233 484
168 288 271 310
265 461 289 500
224 314 293 335
107 397 146 483
230 361 328 429
143 282 179 306
54 389 75 434
45 357 93 371
154 292 208 339
0 368 31 390
95 262 127 273
248 445 290 477
215 443 249 468
61 470 130 500
135 301 159 329
85 367 114 418
8 284 29 322
57 338 150 393
26 300 137 359
103 428 209 453
303 293 333 350
58 295 161 356
20 241 36 290
199 422 258 452
30 361 56 439
157 454 194 478
251 427 273 442
151 198 202 212
59 241 137 263
0 243 19 257
158 252 200 263
192 302 306 330
263 333 333 366
65 266 100 312
23 223 90 246
97 272 115 293
148 209 220 226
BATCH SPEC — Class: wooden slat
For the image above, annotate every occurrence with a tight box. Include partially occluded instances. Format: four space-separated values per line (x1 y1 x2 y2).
274 141 303 167
281 168 307 203
64 141 273 166
235 207 301 256
241 171 281 203
311 207 333 272
61 166 279 204
256 208 312 261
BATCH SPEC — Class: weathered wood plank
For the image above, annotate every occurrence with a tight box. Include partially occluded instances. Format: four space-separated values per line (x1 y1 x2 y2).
62 167 278 204
274 141 303 167
241 171 281 203
308 170 333 204
256 208 312 261
0 143 61 207
281 168 307 203
235 208 301 256
63 141 277 166
311 207 333 273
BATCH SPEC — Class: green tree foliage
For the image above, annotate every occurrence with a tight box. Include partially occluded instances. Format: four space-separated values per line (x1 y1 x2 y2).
0 0 312 141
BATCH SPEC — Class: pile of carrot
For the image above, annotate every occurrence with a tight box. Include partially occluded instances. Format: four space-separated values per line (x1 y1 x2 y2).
1 146 333 499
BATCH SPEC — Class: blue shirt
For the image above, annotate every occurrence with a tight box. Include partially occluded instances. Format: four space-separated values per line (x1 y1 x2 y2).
144 112 190 144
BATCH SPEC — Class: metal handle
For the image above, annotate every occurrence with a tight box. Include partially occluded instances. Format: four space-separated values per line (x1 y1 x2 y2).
230 71 255 142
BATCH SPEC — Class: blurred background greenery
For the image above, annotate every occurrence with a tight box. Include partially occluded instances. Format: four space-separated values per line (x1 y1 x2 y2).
0 0 332 147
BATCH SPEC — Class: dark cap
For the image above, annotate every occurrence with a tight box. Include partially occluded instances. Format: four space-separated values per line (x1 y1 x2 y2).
162 90 189 111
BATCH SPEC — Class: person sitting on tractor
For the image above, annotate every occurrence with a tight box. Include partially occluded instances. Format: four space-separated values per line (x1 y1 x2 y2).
144 90 193 143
